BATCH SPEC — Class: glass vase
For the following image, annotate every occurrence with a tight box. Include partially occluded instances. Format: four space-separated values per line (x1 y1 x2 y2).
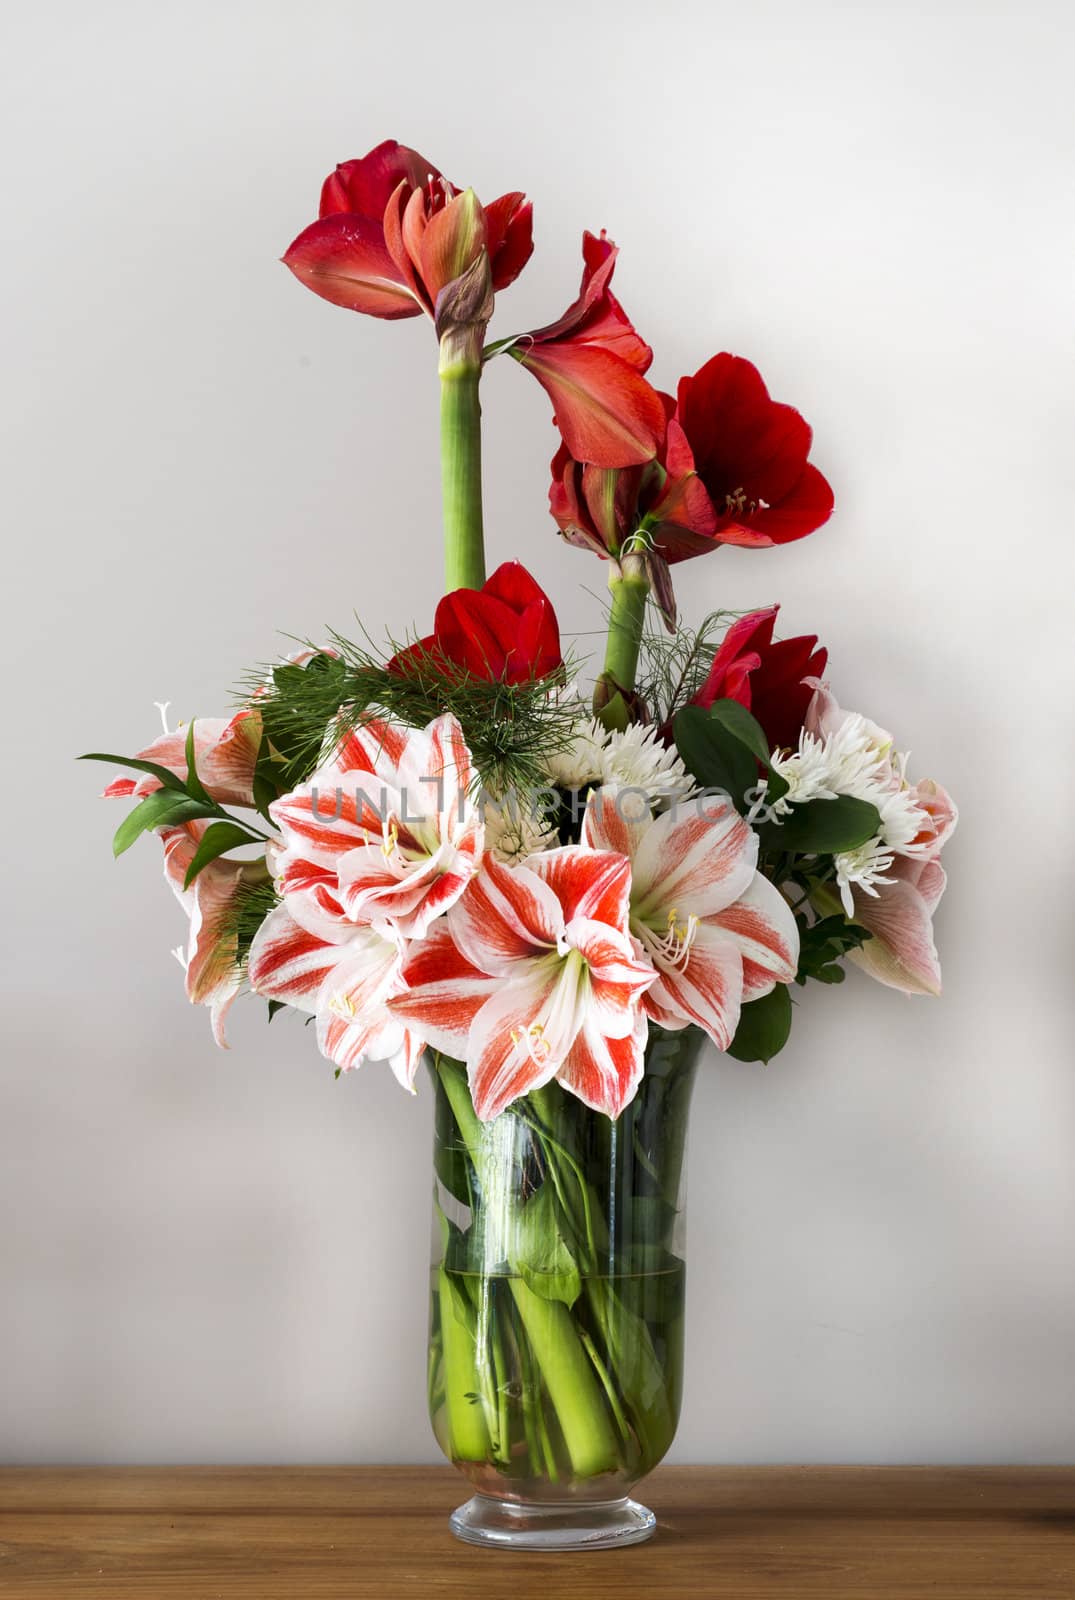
426 1024 703 1550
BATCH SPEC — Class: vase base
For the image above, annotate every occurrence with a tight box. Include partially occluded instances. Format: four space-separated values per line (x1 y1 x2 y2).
448 1492 656 1550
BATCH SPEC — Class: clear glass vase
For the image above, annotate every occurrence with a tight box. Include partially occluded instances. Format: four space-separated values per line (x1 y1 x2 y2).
426 1024 703 1550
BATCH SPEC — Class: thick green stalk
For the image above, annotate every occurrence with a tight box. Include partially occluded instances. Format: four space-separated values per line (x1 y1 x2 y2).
594 557 650 726
507 1279 620 1478
437 1264 492 1461
435 1058 620 1480
439 329 486 592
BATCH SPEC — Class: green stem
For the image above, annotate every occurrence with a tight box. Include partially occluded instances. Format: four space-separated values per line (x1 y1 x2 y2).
594 560 650 726
507 1279 620 1478
435 1057 620 1480
437 1264 492 1462
439 329 486 592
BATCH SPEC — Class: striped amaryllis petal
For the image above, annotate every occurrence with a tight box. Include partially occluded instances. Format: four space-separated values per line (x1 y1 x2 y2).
564 918 655 1038
160 823 255 1046
282 214 423 319
333 714 482 936
556 1007 648 1119
580 786 652 860
268 720 408 865
526 846 632 932
387 920 497 1055
631 800 757 921
247 904 346 1013
104 711 262 808
337 836 476 939
466 963 576 1121
394 713 477 834
310 928 410 1079
448 855 563 977
318 1009 425 1090
643 921 745 1050
516 343 666 469
845 860 946 997
708 873 799 1001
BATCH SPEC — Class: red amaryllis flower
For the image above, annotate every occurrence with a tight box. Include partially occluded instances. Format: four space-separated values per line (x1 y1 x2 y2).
282 140 532 327
389 561 562 685
510 231 666 469
549 353 833 563
691 606 828 750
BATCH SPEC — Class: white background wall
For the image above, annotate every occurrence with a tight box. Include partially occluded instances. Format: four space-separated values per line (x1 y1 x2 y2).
3 0 1073 1465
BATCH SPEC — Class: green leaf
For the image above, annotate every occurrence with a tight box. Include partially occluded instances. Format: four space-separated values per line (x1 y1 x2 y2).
111 791 214 858
182 820 261 889
183 721 212 805
763 795 881 854
509 1184 582 1308
726 984 793 1064
79 752 187 793
706 698 772 766
673 705 757 814
266 1000 286 1023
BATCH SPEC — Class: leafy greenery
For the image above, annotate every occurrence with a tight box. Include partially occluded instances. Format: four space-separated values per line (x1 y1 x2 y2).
758 794 881 854
245 639 583 799
673 699 787 816
794 913 872 986
726 984 793 1063
635 609 741 726
80 721 271 875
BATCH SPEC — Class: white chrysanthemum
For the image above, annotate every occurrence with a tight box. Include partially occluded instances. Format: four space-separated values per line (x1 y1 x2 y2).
543 718 693 807
482 797 558 864
765 709 934 914
601 723 693 804
542 721 607 790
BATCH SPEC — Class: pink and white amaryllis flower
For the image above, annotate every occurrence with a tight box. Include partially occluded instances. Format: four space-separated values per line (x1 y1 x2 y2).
247 901 425 1088
581 788 799 1050
388 848 656 1121
104 709 262 808
161 821 267 1047
269 713 483 940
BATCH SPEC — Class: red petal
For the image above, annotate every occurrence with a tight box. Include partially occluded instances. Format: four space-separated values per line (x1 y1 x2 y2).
318 141 444 220
283 216 422 319
747 462 835 545
483 192 534 290
519 344 665 469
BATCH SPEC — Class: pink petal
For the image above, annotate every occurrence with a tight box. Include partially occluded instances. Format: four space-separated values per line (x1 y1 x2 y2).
848 878 944 996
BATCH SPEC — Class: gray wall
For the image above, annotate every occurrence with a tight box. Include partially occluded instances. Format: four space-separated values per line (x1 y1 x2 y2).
3 0 1073 1464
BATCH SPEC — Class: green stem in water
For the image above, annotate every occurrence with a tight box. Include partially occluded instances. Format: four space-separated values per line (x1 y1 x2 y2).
434 1057 620 1480
439 328 487 592
594 557 651 727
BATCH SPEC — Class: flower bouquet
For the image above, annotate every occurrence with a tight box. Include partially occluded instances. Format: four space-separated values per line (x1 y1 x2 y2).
84 141 956 1550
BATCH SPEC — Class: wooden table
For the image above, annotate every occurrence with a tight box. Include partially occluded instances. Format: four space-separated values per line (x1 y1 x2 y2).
1 1466 1072 1598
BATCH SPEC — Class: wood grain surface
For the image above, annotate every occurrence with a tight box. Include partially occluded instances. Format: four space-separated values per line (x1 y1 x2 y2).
1 1465 1073 1598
